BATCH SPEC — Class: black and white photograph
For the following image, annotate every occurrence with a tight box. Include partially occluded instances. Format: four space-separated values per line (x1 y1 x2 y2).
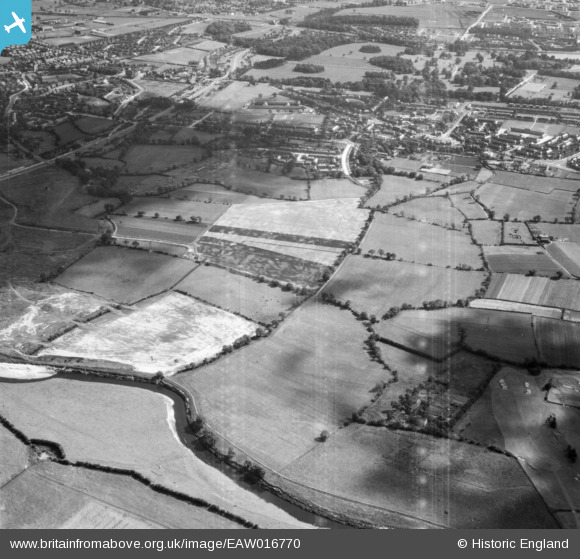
2 0 580 540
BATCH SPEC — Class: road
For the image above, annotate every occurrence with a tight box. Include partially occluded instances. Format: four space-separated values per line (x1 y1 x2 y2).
440 103 470 140
460 5 493 41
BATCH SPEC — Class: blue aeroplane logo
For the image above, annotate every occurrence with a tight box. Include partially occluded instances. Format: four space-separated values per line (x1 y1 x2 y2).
1 2 31 54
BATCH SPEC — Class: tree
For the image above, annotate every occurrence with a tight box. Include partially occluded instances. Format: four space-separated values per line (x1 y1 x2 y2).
503 213 510 221
318 430 330 442
527 269 536 276
175 215 184 222
131 240 139 249
567 445 577 463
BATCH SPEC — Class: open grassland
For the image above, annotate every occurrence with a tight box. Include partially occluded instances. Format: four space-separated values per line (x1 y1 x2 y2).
113 217 205 246
199 165 308 200
0 284 104 354
486 368 580 514
0 461 242 529
361 213 482 269
1 229 95 288
492 171 580 193
119 197 227 224
375 308 537 363
0 378 308 529
201 82 281 112
175 265 303 324
470 220 501 245
75 197 121 217
74 117 115 135
0 167 100 232
54 246 197 304
198 238 327 287
40 292 257 374
535 317 580 368
175 303 390 470
212 199 367 243
323 257 485 316
449 193 487 220
483 246 564 276
169 184 279 205
546 242 580 277
309 178 366 201
486 273 580 311
54 122 86 146
477 183 575 222
335 4 482 30
503 222 534 245
135 79 189 98
123 145 206 174
0 424 29 490
528 223 580 242
391 196 466 229
364 175 442 208
280 423 556 529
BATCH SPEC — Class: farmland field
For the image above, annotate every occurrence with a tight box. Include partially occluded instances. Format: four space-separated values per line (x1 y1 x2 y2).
491 171 580 193
364 175 442 208
280 423 556 529
485 368 580 512
483 246 564 276
503 222 534 245
199 165 308 200
198 238 327 287
470 220 501 245
175 265 303 324
54 246 197 304
168 183 279 205
39 292 257 374
477 183 575 222
113 216 205 245
74 116 115 135
528 223 580 242
175 302 390 470
0 377 307 529
54 122 86 145
1 228 95 288
486 273 580 311
123 145 206 174
135 79 189 98
534 317 580 368
375 308 538 363
449 193 487 220
0 461 242 529
211 199 367 243
0 166 101 232
391 196 466 229
361 213 483 269
0 424 29 490
469 299 563 319
309 178 366 201
117 197 227 224
0 284 104 353
546 242 580 276
322 257 485 316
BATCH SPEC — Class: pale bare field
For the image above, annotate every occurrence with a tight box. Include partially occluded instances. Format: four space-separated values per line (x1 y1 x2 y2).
469 299 563 319
39 292 257 375
212 199 367 243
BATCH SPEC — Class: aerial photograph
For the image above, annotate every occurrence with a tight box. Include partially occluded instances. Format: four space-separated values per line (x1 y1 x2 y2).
2 0 580 532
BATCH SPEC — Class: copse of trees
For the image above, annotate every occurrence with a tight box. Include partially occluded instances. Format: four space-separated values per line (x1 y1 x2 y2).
359 44 381 53
206 21 252 42
253 58 285 69
369 55 414 74
294 63 325 74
